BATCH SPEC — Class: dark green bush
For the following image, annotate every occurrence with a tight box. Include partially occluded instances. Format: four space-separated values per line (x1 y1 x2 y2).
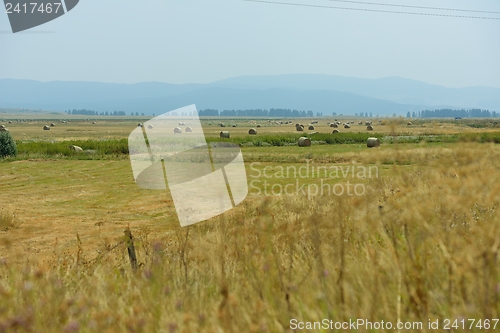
0 131 17 158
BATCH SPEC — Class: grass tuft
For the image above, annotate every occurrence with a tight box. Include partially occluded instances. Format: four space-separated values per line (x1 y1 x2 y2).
0 209 19 231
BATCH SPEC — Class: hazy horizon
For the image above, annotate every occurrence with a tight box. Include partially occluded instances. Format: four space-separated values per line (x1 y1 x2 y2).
3 74 500 114
1 74 499 89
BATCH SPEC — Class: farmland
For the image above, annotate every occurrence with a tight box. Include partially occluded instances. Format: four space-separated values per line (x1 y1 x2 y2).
1 115 499 332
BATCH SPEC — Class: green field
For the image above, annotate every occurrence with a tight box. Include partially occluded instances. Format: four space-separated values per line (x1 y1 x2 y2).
1 116 499 332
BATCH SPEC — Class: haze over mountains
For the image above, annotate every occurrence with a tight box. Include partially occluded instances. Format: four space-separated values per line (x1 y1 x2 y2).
1 75 499 116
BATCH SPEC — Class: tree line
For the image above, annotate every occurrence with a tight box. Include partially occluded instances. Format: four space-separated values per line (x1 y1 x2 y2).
64 108 498 118
409 109 498 118
66 109 144 116
199 108 322 117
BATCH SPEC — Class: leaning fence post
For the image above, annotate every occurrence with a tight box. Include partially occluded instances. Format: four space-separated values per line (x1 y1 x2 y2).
124 227 137 271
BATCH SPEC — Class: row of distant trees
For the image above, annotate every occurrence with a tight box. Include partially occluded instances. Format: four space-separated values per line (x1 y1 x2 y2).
65 109 145 116
199 108 321 117
354 112 374 117
64 108 498 118
409 109 498 118
65 108 321 117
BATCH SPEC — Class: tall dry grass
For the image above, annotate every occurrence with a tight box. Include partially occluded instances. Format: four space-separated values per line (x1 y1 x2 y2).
0 144 499 332
0 209 18 231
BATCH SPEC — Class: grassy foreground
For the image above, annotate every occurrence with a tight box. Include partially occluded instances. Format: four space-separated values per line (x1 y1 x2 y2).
1 143 499 332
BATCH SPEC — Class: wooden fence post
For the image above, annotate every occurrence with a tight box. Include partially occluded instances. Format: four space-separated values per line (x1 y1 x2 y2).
124 227 137 271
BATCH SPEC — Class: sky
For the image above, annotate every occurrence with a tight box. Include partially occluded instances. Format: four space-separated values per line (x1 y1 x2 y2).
1 0 499 88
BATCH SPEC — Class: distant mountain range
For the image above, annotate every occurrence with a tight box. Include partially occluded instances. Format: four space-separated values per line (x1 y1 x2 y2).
1 75 499 116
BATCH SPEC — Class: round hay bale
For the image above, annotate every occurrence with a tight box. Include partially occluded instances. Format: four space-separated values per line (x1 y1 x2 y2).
367 137 380 148
220 131 230 138
137 123 142 127
178 122 186 126
407 122 413 126
308 125 315 130
367 125 373 131
50 123 55 127
296 125 304 132
298 137 311 147
358 121 363 125
219 123 225 127
232 124 237 127
185 127 193 132
148 124 154 129
248 128 257 135
332 129 339 134
62 121 66 123
344 124 350 129
174 127 182 134
92 121 96 124
0 127 7 132
330 123 338 128
0 125 5 129
8 121 12 124
43 125 50 130
256 124 261 128
69 145 83 152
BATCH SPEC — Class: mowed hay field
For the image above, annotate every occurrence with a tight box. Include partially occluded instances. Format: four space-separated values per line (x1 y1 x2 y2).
1 116 500 332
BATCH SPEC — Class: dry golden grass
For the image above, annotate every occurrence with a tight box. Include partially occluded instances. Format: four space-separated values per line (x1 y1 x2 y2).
1 141 499 332
0 209 19 231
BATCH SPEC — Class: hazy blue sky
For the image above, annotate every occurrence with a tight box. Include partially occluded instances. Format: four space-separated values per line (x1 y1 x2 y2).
1 0 499 87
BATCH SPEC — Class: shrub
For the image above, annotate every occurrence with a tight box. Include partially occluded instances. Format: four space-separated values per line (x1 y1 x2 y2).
0 131 17 158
